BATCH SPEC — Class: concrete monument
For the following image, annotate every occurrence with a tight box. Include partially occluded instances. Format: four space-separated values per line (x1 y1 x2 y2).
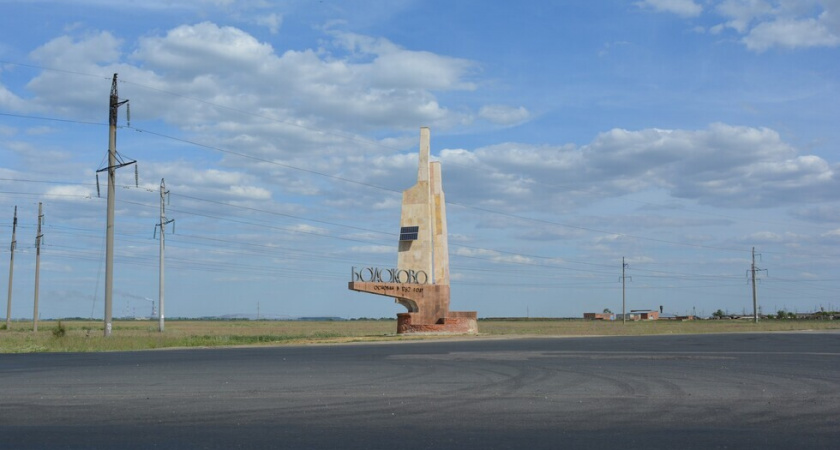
349 127 477 334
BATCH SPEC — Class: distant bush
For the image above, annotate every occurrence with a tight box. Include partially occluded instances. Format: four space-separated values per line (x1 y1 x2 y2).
52 321 66 338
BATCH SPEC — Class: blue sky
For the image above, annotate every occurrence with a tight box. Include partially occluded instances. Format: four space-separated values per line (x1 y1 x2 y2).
1 0 839 321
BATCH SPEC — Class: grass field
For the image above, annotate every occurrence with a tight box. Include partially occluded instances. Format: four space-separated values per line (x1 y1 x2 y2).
1 318 839 353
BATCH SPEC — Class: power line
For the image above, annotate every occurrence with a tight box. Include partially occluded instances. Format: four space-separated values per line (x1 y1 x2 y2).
0 183 831 290
0 112 106 127
0 186 821 286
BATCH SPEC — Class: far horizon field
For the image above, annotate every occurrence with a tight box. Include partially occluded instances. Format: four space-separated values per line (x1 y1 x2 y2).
2 317 839 353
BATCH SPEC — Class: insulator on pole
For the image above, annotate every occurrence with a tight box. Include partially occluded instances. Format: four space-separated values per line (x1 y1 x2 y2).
96 173 101 198
126 103 131 127
135 164 139 187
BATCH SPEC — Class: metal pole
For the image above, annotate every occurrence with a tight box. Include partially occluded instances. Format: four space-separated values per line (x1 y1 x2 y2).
622 257 626 325
33 202 42 332
159 178 166 332
6 206 17 330
752 247 758 324
104 74 118 337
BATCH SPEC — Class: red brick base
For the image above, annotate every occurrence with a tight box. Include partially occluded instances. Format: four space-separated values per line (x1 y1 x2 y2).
397 312 478 334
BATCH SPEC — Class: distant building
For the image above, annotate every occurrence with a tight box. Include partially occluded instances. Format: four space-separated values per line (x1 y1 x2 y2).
583 313 615 321
659 313 696 321
616 310 660 321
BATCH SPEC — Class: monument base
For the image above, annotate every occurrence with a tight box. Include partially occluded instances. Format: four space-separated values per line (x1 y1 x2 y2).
397 311 478 335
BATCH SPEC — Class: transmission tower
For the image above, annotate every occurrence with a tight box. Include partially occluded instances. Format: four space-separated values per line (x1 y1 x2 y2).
154 178 174 332
5 206 17 330
95 73 134 337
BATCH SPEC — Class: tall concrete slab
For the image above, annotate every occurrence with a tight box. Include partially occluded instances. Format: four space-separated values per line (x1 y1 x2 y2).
430 161 449 286
396 127 433 280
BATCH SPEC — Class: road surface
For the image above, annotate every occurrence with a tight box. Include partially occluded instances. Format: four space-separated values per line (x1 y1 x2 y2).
2 332 839 449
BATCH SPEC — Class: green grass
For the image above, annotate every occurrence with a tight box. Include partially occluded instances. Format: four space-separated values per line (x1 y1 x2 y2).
1 318 838 353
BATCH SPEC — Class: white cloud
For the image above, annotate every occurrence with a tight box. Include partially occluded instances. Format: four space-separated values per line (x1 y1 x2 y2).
478 105 531 126
0 83 28 112
288 223 328 235
30 30 123 67
637 0 703 17
45 184 95 201
255 13 283 34
647 0 840 51
743 16 840 51
715 0 840 51
432 123 837 212
229 185 271 200
330 31 478 91
133 22 275 77
715 0 776 33
12 21 488 173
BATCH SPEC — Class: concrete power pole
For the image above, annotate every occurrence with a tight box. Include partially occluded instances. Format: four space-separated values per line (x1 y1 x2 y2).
5 206 17 330
33 202 43 332
621 257 629 324
97 73 132 337
748 247 768 324
155 178 174 332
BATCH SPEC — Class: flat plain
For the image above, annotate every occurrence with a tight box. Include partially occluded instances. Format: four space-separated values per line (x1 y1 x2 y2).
2 318 839 353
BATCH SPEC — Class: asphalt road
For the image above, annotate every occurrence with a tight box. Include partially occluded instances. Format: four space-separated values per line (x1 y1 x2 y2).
2 332 839 449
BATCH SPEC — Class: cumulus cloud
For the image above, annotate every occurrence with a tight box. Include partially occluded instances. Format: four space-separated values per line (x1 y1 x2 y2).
645 0 840 51
10 20 491 200
18 22 479 134
133 22 275 77
432 123 837 212
585 124 837 207
717 0 840 51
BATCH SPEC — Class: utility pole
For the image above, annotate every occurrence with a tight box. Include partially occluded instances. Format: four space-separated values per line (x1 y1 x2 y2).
155 178 174 332
621 257 629 324
97 73 132 337
33 202 43 332
749 247 767 324
5 206 17 330
751 247 757 323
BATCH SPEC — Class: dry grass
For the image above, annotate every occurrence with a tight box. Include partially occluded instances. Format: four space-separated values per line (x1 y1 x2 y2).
1 318 838 353
476 317 840 336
